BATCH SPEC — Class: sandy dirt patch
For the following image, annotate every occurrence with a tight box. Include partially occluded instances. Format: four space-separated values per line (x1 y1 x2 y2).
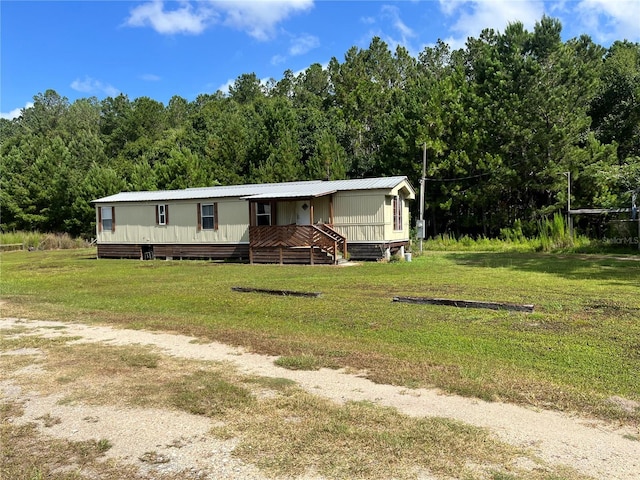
1 317 639 479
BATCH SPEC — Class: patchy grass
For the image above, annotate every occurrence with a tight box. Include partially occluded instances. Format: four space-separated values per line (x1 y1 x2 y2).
274 354 322 370
0 415 199 480
35 413 62 428
168 370 254 416
1 331 591 480
1 248 639 425
225 393 516 479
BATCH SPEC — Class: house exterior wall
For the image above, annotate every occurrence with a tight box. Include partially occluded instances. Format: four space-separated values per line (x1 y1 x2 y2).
272 197 330 225
276 202 296 225
383 194 411 241
312 197 331 224
96 198 250 245
332 190 386 242
329 188 411 243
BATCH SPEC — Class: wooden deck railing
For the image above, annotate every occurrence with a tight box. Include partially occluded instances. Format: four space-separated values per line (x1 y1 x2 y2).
249 224 347 264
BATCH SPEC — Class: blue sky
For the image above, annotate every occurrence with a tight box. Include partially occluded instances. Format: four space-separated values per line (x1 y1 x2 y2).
2 0 639 119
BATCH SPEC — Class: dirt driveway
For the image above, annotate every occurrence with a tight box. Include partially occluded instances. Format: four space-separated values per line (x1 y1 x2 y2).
2 317 639 479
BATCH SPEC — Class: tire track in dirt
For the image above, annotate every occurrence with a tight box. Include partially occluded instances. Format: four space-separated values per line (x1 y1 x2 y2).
2 317 639 480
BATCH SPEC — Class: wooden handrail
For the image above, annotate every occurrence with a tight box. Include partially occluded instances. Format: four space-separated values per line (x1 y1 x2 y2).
249 224 347 263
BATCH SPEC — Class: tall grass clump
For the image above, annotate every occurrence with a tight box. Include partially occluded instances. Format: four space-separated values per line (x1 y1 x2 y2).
422 232 535 252
420 215 595 253
40 233 88 250
0 231 88 250
536 213 574 252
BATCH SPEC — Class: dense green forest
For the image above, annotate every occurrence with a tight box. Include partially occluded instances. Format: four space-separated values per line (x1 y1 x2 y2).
2 17 639 239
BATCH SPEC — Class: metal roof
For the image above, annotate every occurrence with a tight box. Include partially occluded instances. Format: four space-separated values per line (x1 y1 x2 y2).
93 176 414 203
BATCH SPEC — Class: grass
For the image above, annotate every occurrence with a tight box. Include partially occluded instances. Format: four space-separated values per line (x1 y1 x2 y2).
0 231 88 250
1 247 639 426
274 354 322 370
0 418 193 480
1 327 590 480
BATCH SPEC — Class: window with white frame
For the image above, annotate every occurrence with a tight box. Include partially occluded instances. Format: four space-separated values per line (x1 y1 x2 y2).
201 204 215 230
256 202 272 226
393 195 402 231
157 204 168 225
101 206 113 232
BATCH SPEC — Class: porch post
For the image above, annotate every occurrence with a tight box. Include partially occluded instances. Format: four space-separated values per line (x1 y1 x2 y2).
310 199 314 224
249 201 256 227
329 195 334 225
249 201 255 264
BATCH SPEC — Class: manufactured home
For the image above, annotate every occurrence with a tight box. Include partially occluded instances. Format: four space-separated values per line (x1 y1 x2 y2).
92 176 415 264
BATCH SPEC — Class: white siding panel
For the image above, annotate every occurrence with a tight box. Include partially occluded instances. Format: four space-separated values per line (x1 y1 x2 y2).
97 199 251 244
277 202 297 225
383 195 411 241
332 192 385 242
312 197 331 224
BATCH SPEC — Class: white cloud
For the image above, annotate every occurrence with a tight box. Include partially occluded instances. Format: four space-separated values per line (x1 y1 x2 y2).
125 0 314 40
70 76 119 97
355 5 418 56
140 73 162 82
439 0 545 49
270 33 318 67
289 33 319 56
217 79 235 95
214 0 314 40
381 5 416 44
271 54 287 65
575 0 640 42
125 0 214 35
0 101 34 120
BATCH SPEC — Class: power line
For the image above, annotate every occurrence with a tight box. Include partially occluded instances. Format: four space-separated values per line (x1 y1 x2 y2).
424 171 492 182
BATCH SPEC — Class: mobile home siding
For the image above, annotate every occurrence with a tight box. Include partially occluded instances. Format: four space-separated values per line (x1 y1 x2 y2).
332 191 386 242
383 195 411 241
96 198 250 245
276 202 296 225
312 197 331 225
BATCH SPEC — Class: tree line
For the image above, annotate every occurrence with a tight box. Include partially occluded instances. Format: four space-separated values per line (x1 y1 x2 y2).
2 16 638 239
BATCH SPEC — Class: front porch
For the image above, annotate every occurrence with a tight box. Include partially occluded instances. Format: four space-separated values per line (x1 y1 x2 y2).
246 195 347 265
248 224 347 265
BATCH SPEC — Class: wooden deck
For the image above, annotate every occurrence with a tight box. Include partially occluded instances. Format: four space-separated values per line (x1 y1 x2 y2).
249 225 347 265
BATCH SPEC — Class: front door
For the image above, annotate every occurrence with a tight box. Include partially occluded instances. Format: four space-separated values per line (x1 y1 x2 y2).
296 201 311 225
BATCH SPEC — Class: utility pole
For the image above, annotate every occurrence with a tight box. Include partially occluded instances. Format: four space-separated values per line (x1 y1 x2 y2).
563 171 572 238
419 142 426 252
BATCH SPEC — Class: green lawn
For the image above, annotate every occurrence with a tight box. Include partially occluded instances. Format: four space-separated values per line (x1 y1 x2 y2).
1 248 639 423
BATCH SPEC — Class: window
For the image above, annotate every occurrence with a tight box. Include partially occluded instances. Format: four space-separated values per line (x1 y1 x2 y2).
197 203 217 231
202 204 214 229
256 202 272 226
100 206 114 232
393 195 402 231
156 204 169 225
